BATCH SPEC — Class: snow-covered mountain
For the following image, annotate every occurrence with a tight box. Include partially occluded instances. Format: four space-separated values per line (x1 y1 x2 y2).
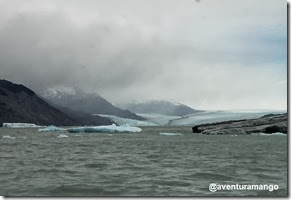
42 87 77 99
121 100 201 116
41 87 144 120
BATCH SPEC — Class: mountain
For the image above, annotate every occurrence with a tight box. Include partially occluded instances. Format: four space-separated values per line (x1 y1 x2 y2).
122 100 201 116
0 80 112 126
41 87 144 120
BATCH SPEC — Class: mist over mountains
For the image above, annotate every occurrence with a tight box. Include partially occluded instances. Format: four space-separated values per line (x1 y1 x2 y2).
41 87 145 120
0 0 286 110
0 80 285 128
0 79 209 126
121 100 201 116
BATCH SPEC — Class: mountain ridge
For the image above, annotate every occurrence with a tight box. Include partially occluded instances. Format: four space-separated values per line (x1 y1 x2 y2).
0 80 112 126
41 87 145 120
121 100 202 116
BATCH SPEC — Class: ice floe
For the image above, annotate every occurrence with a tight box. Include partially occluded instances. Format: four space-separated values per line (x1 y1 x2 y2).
160 132 182 136
67 124 142 133
2 135 16 139
2 123 43 128
38 125 65 132
258 132 286 136
57 134 69 138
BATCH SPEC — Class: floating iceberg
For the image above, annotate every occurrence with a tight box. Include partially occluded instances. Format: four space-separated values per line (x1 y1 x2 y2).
57 134 68 138
2 123 43 128
38 125 65 132
67 124 142 133
160 132 182 136
271 132 287 136
259 132 286 136
3 135 16 139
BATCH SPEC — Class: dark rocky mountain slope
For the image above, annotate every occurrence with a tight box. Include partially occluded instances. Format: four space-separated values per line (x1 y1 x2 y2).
0 80 111 126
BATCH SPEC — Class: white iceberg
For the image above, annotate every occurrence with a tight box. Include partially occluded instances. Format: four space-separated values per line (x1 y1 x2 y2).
160 132 182 136
259 132 286 136
2 123 43 128
38 125 65 132
3 135 16 139
67 124 142 133
57 134 69 138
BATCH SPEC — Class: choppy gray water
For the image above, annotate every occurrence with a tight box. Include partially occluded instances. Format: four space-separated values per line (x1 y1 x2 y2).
0 126 287 196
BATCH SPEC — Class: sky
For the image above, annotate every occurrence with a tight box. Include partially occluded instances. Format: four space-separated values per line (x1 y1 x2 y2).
0 0 287 110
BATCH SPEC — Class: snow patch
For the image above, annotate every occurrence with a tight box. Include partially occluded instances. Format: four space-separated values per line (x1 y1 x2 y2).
42 86 76 99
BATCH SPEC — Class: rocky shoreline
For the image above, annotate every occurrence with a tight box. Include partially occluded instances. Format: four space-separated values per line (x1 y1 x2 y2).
192 113 288 135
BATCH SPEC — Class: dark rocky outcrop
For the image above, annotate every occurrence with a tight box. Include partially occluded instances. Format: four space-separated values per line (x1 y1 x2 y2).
0 80 35 96
192 113 287 135
0 80 112 126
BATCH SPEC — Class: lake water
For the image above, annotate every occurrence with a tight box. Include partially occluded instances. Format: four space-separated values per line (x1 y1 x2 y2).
0 126 287 197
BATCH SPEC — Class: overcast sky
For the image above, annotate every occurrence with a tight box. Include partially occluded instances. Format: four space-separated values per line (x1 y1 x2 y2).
0 0 287 110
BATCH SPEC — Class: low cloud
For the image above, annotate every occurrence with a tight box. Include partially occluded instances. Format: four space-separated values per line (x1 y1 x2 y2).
0 0 287 110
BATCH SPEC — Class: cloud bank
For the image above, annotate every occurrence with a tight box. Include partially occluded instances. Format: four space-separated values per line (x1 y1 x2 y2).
0 0 287 110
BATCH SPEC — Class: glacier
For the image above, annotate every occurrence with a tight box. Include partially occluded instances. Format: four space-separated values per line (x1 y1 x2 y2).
67 124 142 133
136 113 180 126
2 123 43 128
38 125 65 132
136 110 286 126
94 114 157 126
168 110 286 126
